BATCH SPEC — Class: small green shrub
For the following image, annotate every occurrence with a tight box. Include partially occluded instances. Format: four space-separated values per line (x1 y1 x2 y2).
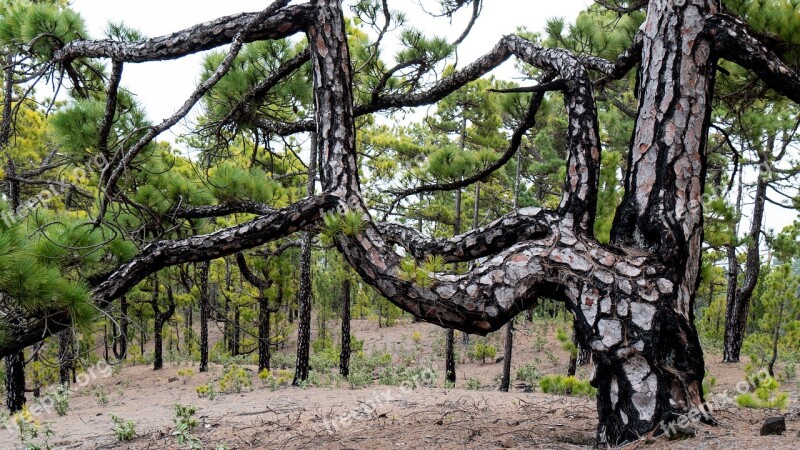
218 364 252 393
178 368 194 385
14 407 54 450
466 377 481 390
516 363 541 386
347 369 373 389
469 342 497 364
110 413 136 441
195 382 218 400
172 404 201 449
702 373 717 396
735 376 789 409
93 384 109 406
45 384 72 416
539 375 596 397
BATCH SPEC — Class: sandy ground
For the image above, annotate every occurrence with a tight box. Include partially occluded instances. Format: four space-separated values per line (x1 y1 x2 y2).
0 317 797 449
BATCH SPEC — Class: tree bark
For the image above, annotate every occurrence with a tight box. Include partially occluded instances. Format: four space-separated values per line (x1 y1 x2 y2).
4 350 25 412
258 292 272 372
112 296 129 360
499 319 514 391
567 331 578 377
58 329 74 386
340 277 351 377
151 280 176 371
306 1 718 444
293 130 318 386
199 261 210 372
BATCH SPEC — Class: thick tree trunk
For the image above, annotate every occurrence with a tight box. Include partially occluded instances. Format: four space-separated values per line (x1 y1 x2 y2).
199 261 210 372
5 350 25 412
340 278 351 377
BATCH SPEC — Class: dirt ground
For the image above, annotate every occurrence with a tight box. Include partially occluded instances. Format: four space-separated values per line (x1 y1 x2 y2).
1 317 797 449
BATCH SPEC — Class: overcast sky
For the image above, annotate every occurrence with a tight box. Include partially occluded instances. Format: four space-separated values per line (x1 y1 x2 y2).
70 0 593 132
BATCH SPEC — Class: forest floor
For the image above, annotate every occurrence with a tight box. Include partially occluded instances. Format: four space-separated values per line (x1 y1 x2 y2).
0 317 797 449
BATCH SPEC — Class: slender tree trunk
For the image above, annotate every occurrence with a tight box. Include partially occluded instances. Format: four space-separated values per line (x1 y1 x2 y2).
31 345 40 398
445 330 456 384
340 278 351 377
723 158 767 362
443 186 462 385
152 284 176 371
232 304 240 356
58 329 74 386
199 261 210 372
4 350 25 412
112 296 128 360
767 298 785 377
499 319 514 391
258 291 271 372
153 315 164 370
139 309 145 359
185 307 193 348
294 131 317 385
567 331 578 377
103 324 109 363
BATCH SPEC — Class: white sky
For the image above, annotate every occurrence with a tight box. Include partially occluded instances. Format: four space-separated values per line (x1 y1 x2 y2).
68 0 798 232
70 0 593 135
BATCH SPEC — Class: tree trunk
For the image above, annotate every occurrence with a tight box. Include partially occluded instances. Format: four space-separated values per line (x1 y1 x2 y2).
232 303 240 356
445 329 456 384
258 293 271 372
58 329 74 386
567 330 578 377
153 314 164 370
151 279 176 371
445 188 462 385
199 261 210 372
767 296 785 378
112 296 128 360
723 158 767 362
577 342 592 366
31 345 41 398
5 350 25 412
340 278 351 377
293 131 317 386
184 306 192 349
499 319 514 391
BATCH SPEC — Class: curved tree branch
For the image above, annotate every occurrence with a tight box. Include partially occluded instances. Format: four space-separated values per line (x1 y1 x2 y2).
378 206 550 263
710 14 800 105
52 3 311 64
0 193 337 358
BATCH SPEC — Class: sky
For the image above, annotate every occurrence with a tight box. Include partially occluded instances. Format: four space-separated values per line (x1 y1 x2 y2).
70 0 593 135
67 0 798 233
